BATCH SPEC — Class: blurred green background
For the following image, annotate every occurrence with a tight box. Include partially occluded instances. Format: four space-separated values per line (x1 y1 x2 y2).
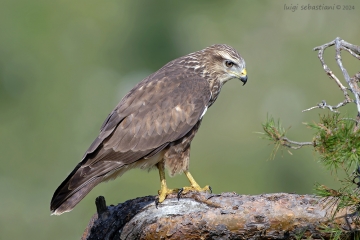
1 0 359 239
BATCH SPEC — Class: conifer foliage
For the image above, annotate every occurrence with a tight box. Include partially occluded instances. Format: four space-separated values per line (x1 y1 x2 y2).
262 38 360 238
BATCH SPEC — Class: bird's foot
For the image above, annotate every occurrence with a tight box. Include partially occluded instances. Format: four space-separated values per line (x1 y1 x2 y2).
157 186 180 203
177 184 212 200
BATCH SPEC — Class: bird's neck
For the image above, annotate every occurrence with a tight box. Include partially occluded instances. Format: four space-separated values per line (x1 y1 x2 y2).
208 79 222 107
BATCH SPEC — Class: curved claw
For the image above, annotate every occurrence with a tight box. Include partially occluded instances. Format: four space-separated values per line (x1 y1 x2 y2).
155 198 159 208
177 188 184 201
176 185 212 200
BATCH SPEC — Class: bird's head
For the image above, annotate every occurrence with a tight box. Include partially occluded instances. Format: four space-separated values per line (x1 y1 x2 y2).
193 44 247 86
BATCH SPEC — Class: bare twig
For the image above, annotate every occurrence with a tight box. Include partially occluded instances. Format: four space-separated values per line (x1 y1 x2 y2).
280 137 313 149
342 41 360 59
306 38 360 130
313 39 350 100
334 38 360 115
302 99 353 113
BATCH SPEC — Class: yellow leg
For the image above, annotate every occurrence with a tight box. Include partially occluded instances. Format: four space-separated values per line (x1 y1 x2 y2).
157 161 179 203
157 162 211 203
181 170 211 194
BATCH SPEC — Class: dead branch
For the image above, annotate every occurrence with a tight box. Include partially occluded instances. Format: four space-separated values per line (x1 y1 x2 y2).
305 38 360 129
82 192 359 240
280 137 313 149
302 99 353 113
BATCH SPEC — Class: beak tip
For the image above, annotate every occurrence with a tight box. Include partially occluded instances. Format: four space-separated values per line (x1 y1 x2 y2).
240 75 248 86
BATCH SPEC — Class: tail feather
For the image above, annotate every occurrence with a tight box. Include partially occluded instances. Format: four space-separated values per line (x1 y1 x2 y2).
51 177 102 215
50 162 103 215
50 144 152 214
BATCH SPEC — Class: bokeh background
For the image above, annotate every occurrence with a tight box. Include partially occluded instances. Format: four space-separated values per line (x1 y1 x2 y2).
1 0 359 239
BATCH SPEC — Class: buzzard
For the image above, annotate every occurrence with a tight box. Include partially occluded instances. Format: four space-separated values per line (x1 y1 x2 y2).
51 44 247 215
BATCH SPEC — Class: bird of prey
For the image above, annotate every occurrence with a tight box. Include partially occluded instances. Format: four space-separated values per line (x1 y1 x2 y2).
50 44 247 215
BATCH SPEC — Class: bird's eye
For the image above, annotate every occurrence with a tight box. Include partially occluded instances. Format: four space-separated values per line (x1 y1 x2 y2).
225 60 234 68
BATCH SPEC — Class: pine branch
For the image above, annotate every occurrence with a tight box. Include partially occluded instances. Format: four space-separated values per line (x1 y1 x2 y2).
261 38 360 237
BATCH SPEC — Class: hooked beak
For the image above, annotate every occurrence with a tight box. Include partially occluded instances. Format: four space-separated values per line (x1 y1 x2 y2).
239 68 247 86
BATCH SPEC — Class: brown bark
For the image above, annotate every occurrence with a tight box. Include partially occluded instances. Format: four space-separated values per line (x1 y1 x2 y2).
82 192 358 240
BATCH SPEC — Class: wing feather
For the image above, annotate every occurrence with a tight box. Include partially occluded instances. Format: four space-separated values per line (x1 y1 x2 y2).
89 74 211 166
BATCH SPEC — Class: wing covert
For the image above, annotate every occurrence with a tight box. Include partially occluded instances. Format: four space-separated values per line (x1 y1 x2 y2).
84 72 211 168
104 76 211 154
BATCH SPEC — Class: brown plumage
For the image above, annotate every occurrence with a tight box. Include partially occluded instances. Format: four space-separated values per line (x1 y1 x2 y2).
51 44 247 215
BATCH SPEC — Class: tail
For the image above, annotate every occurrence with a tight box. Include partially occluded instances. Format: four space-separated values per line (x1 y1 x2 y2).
50 163 102 215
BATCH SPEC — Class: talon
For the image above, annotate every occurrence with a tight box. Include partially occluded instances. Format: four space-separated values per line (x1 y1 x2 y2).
174 171 212 199
155 198 159 208
158 187 179 204
156 163 211 204
177 188 184 200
